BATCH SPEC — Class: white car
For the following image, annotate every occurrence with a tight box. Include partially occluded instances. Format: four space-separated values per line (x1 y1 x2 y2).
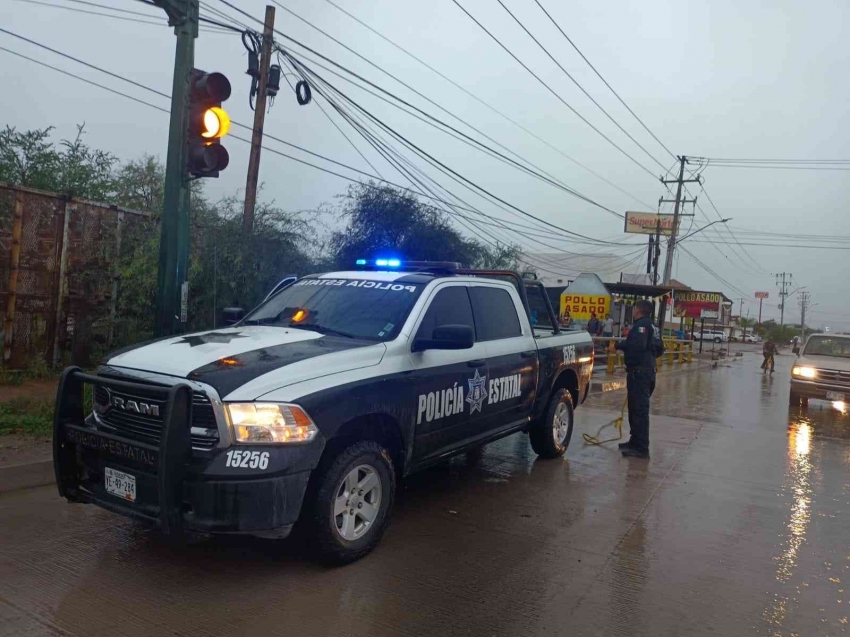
696 330 728 343
790 334 850 406
742 334 761 343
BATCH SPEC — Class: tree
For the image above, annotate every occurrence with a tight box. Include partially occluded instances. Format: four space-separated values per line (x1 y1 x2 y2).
56 124 117 200
330 181 521 269
0 126 60 190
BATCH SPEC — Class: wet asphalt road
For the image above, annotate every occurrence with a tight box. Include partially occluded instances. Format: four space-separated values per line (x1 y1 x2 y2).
2 351 849 636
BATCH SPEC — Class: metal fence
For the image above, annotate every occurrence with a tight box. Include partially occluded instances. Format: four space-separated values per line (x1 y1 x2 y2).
0 183 155 369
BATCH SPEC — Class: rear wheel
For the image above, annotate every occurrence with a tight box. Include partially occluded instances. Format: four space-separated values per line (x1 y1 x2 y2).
530 388 574 459
306 441 396 564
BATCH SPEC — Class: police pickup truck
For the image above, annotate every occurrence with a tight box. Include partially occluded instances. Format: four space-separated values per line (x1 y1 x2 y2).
53 260 593 562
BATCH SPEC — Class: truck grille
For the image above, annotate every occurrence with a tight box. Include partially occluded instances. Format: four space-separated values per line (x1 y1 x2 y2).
815 368 850 387
93 384 220 450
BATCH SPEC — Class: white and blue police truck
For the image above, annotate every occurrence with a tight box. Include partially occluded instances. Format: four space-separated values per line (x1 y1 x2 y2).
53 260 594 562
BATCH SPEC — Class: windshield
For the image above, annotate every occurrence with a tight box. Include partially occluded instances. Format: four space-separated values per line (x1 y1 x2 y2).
242 277 426 341
803 336 850 358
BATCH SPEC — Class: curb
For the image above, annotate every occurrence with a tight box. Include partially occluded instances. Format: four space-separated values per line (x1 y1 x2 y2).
0 459 54 494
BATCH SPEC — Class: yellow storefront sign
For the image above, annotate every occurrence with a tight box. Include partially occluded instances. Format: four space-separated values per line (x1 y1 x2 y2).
560 293 611 321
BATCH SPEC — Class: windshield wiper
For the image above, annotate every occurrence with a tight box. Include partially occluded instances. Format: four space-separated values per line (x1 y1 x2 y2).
287 323 356 339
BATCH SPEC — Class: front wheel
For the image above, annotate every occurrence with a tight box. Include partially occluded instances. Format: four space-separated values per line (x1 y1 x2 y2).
305 441 396 564
714 337 722 343
530 388 574 459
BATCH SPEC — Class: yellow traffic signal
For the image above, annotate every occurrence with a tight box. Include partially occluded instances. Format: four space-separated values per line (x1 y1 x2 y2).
201 106 231 139
188 69 232 178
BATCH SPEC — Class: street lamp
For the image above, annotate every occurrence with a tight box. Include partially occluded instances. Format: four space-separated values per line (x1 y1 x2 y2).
677 218 732 243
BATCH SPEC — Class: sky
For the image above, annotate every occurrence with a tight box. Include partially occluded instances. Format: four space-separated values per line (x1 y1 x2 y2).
2 0 849 329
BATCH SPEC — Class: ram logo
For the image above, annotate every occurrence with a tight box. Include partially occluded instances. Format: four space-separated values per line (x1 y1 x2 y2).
111 395 160 417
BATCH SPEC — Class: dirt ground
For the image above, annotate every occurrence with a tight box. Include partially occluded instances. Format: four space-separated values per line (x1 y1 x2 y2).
0 379 57 403
0 380 57 468
0 434 52 468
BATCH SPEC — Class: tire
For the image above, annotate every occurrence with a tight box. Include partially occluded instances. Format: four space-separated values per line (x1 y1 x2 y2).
714 337 722 344
305 440 396 564
529 388 574 459
789 392 800 406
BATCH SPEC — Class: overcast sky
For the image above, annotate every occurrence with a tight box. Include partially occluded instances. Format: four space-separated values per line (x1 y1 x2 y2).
2 0 848 329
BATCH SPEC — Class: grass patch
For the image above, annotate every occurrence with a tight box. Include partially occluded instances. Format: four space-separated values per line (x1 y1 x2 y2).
0 386 91 437
0 359 60 386
0 398 53 436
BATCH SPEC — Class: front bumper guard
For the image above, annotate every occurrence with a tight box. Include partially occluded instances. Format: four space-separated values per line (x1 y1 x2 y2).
53 366 193 536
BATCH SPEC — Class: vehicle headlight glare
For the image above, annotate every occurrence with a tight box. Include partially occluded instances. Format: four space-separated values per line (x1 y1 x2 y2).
792 366 816 379
225 403 318 444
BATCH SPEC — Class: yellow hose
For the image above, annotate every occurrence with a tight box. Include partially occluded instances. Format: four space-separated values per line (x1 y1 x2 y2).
582 396 628 446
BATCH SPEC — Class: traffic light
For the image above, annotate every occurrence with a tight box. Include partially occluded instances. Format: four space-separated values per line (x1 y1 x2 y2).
187 69 232 178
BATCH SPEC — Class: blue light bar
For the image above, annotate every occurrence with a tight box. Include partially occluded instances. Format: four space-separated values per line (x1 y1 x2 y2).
355 259 367 265
375 259 389 267
387 258 401 267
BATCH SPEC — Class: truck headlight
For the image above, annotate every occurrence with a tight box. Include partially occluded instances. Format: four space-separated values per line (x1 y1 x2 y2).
225 403 318 444
792 366 816 379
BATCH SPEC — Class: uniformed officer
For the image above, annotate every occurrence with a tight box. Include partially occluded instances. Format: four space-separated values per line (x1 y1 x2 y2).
615 299 659 459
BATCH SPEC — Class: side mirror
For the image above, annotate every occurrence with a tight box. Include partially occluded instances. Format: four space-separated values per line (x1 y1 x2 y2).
412 324 474 352
222 307 246 326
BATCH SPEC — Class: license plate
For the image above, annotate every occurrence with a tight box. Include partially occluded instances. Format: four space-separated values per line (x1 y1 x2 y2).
105 467 136 502
826 391 845 401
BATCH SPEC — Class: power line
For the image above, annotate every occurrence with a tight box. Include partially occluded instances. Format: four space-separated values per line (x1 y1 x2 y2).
317 0 655 210
697 164 850 171
531 0 677 164
0 26 171 98
495 0 669 173
285 51 626 246
11 0 232 32
697 156 850 164
266 0 625 219
277 41 626 221
0 45 170 113
449 0 660 180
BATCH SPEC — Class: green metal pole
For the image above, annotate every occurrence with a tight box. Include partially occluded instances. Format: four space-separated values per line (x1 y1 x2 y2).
155 0 197 337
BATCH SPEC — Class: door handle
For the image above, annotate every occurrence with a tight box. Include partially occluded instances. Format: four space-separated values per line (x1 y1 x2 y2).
467 359 486 368
520 350 536 358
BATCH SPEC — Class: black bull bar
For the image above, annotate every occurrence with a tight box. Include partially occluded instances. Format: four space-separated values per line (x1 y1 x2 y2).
53 367 193 535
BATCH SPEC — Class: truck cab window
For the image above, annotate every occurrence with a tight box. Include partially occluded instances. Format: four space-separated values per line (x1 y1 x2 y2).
524 285 553 330
469 286 522 340
416 286 476 340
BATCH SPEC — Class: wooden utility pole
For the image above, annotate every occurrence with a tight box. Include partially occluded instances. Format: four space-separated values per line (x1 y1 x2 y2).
154 0 198 337
656 156 699 332
242 5 276 233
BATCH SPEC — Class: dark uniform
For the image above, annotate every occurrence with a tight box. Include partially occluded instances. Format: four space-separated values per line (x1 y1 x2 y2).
615 315 658 454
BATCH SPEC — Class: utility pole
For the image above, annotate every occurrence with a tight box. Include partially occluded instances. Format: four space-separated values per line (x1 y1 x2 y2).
242 5 276 233
775 272 793 327
646 234 654 277
660 156 700 285
154 0 198 337
798 290 811 342
655 156 698 331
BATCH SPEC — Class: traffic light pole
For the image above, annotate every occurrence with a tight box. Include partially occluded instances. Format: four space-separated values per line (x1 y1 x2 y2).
155 0 198 337
242 5 276 234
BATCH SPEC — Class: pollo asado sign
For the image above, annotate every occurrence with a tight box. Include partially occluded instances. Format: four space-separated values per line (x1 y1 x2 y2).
559 294 611 321
673 291 722 319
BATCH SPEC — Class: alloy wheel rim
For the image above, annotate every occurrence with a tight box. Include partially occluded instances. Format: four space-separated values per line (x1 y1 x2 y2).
553 402 570 445
333 464 382 541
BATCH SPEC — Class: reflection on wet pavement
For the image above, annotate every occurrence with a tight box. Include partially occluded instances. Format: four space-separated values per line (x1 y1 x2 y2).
0 352 848 636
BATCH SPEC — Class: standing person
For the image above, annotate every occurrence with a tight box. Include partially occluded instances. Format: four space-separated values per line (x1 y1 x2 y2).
587 313 600 336
603 314 615 338
615 300 662 459
762 339 777 373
